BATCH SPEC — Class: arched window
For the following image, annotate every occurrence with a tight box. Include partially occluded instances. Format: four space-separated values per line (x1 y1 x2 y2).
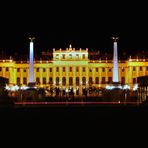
69 77 73 85
62 77 66 85
82 77 86 85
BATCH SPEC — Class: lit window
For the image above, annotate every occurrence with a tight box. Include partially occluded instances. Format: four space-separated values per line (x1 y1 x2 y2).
82 54 85 59
49 68 52 72
62 77 66 85
76 54 79 59
121 68 124 72
89 68 92 72
69 77 73 85
133 78 136 84
133 67 136 71
56 54 59 59
102 68 105 72
63 67 65 72
56 67 59 72
83 67 85 72
43 68 46 72
17 77 20 85
36 77 40 84
121 77 125 85
89 77 93 85
6 67 9 72
49 77 53 84
108 77 112 83
102 77 105 84
36 68 39 72
76 67 79 72
95 77 99 84
70 67 72 72
109 68 112 72
76 77 79 85
43 77 46 84
69 54 72 59
62 54 65 59
17 68 20 72
23 77 27 84
56 77 59 85
96 68 98 72
82 77 86 85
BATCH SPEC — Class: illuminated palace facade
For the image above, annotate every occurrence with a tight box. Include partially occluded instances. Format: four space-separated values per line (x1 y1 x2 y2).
0 45 148 92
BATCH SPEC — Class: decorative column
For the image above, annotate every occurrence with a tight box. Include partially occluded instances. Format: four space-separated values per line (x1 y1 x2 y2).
28 37 35 86
112 37 119 83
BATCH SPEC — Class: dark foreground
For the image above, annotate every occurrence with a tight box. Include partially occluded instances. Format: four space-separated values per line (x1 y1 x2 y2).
1 102 148 144
0 102 148 122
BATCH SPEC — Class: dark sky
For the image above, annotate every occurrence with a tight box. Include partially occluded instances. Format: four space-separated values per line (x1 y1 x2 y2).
0 2 148 56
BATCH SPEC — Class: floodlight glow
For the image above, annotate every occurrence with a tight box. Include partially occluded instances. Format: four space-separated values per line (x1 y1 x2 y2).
5 85 10 90
106 85 110 89
21 86 29 90
11 85 19 91
106 85 114 90
133 84 138 91
123 85 130 90
118 85 122 89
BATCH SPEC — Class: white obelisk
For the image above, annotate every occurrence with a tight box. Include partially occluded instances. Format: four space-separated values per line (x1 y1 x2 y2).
112 37 119 83
29 37 35 84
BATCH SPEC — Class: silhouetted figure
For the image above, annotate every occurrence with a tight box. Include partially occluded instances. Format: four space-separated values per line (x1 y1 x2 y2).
56 87 60 96
63 89 66 96
85 88 88 99
76 89 79 95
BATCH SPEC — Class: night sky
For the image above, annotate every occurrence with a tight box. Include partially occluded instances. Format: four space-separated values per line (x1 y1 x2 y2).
0 2 148 57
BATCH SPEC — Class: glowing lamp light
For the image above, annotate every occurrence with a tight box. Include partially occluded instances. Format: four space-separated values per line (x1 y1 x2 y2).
129 56 132 61
74 89 76 93
11 85 19 91
5 85 10 90
21 86 29 90
118 85 122 89
106 85 115 90
123 85 130 90
129 59 132 61
133 84 138 91
106 85 111 90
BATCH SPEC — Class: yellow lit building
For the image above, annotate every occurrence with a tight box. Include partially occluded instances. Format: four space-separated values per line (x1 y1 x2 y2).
0 45 148 94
